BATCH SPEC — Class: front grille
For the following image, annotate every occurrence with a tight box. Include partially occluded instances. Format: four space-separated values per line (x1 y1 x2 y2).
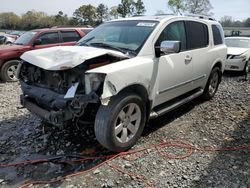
19 62 69 94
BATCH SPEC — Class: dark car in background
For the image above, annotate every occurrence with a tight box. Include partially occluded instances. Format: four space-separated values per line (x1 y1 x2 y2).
0 27 92 81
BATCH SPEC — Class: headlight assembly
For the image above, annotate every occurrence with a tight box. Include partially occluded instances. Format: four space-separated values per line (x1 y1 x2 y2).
85 73 106 94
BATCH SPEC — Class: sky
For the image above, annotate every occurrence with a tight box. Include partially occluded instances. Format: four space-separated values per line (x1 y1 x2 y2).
0 0 249 21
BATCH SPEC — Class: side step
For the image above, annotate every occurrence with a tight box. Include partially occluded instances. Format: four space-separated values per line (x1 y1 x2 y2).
150 88 204 119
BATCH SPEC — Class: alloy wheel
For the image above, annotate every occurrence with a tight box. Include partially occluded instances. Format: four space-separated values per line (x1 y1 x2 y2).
114 103 142 143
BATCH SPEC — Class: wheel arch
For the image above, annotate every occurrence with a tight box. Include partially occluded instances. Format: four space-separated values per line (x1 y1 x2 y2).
116 84 152 119
211 61 223 82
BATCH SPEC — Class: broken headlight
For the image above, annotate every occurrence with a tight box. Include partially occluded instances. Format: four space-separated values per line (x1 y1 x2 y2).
85 73 106 94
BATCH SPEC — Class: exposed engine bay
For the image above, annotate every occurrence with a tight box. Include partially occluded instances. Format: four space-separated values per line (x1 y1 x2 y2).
18 54 125 126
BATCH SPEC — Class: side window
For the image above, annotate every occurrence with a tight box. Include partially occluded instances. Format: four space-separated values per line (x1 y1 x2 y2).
185 21 209 49
156 21 187 51
61 31 81 42
37 32 60 45
212 25 223 45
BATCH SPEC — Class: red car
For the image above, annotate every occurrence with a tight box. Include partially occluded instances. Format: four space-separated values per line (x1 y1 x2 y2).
0 27 92 81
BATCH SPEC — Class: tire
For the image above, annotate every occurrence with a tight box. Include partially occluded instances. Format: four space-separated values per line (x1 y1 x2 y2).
94 92 146 152
201 67 221 100
0 60 20 82
243 61 249 74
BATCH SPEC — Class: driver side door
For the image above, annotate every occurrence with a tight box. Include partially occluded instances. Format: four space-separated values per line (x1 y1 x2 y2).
154 21 194 106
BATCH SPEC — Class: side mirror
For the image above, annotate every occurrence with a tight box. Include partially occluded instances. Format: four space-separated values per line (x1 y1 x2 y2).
33 39 42 46
160 40 181 54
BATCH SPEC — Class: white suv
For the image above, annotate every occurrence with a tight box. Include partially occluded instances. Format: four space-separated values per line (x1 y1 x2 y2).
18 15 227 152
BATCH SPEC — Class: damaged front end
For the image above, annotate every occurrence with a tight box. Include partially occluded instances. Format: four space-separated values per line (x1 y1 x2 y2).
18 53 124 126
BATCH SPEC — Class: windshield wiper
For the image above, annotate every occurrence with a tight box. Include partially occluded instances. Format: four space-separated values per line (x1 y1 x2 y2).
77 36 95 46
89 42 127 54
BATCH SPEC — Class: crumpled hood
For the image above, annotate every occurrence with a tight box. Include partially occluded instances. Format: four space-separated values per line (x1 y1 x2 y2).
227 47 248 56
21 46 128 70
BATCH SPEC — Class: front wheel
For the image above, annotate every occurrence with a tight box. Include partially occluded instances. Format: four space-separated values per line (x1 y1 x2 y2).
201 67 221 100
0 60 20 82
94 92 146 152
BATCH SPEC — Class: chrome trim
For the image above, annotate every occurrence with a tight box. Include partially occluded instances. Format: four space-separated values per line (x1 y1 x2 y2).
158 74 206 95
151 88 204 119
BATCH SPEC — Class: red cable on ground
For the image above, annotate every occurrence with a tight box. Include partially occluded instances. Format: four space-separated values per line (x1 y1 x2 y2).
0 139 249 188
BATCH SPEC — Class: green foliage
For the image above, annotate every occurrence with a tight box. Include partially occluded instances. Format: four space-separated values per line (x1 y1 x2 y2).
168 0 186 14
109 6 119 20
117 0 134 18
244 18 250 27
96 4 109 24
185 0 213 15
55 11 69 26
0 12 20 29
20 11 54 30
134 0 146 15
168 0 213 15
117 0 146 17
73 4 97 26
220 16 250 27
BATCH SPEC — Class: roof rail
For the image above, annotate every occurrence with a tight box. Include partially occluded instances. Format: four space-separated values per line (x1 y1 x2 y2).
155 13 175 16
132 15 146 17
185 14 216 21
51 25 92 28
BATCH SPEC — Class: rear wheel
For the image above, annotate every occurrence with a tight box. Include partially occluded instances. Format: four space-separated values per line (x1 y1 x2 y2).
201 67 221 100
0 60 20 82
94 92 146 152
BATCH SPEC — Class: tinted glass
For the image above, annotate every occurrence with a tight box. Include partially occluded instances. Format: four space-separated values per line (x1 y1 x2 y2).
61 31 81 42
212 25 223 45
37 32 60 45
14 31 37 45
156 21 187 51
185 21 208 49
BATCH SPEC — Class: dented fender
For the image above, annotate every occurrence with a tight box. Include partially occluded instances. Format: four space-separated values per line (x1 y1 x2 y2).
85 56 155 105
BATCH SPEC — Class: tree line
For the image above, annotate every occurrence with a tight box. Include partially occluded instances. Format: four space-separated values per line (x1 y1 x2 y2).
0 0 249 31
0 0 146 30
220 16 250 27
168 0 250 27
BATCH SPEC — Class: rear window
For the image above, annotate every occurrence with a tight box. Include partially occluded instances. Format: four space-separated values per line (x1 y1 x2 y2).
212 25 223 45
61 31 81 42
185 21 209 49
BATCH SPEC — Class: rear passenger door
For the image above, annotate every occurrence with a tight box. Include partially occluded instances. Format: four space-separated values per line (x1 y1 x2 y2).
185 21 210 89
60 30 82 46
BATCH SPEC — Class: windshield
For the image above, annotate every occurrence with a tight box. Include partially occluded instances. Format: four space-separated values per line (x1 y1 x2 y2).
225 38 250 48
14 31 37 45
77 20 158 55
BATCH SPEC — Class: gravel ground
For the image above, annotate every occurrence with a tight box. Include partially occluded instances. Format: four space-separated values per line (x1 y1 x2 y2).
0 72 249 188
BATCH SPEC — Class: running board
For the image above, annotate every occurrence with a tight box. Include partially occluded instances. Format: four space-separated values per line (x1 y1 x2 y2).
150 88 203 119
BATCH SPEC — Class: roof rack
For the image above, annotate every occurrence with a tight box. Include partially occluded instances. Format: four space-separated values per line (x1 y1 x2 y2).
184 14 216 21
132 15 146 17
51 25 92 28
154 13 175 16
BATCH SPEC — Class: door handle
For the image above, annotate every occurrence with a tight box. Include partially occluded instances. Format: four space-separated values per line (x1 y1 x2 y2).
185 55 192 64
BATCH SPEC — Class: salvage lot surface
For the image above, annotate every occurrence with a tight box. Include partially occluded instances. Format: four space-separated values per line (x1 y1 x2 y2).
0 73 249 188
